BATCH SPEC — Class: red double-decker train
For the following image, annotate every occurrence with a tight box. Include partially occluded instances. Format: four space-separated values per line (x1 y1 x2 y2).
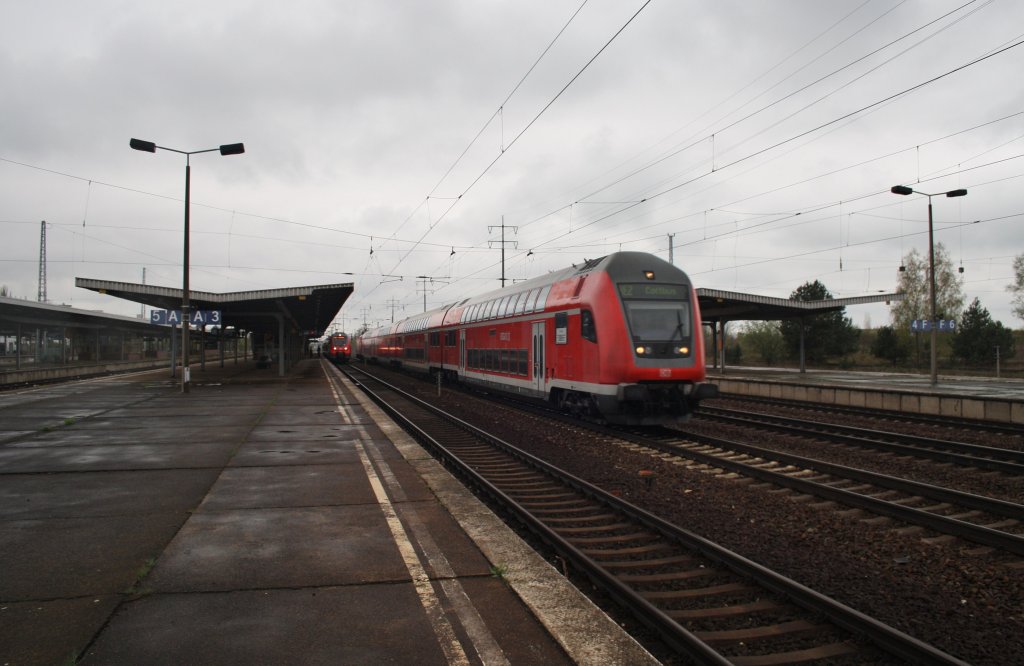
354 252 717 424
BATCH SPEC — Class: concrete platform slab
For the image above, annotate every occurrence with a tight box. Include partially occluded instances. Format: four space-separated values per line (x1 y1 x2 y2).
227 440 361 467
245 423 365 441
259 405 368 425
14 424 253 446
0 596 121 666
0 470 220 520
198 464 375 510
0 443 235 473
80 582 571 666
0 513 186 599
145 505 413 592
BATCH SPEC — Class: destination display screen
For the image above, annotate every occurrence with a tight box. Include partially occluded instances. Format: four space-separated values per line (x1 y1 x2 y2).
618 283 689 301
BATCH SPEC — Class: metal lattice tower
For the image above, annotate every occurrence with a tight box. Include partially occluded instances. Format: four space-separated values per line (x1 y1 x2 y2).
37 220 47 303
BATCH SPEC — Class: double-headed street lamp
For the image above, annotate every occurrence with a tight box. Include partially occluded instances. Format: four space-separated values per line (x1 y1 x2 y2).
130 138 245 393
890 184 967 386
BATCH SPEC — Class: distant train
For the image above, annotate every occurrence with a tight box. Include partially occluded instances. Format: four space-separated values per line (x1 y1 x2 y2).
325 333 351 364
355 252 717 425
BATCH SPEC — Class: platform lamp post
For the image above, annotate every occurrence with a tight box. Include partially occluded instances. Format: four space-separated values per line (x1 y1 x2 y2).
130 138 245 393
890 185 967 386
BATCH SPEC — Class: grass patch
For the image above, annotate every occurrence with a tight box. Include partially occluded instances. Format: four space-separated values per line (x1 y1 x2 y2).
125 556 158 596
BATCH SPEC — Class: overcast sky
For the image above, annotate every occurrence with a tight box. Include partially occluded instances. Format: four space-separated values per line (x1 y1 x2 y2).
3 0 1022 332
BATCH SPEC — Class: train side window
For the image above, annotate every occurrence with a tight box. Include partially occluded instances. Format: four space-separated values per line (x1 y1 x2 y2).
498 295 512 317
517 290 532 314
581 309 597 343
507 292 522 315
515 291 530 314
525 289 540 312
532 285 551 312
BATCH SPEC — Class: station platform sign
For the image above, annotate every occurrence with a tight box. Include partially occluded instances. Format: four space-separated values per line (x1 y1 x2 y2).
150 309 222 326
910 319 956 333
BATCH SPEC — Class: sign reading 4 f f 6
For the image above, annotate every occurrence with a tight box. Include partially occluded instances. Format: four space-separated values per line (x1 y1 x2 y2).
910 319 955 333
151 310 222 326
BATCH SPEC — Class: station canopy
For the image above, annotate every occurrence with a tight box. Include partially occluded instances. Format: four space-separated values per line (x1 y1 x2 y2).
696 288 900 324
75 279 353 338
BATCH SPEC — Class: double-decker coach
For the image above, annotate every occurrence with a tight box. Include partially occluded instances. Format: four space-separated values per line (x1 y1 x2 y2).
355 252 717 424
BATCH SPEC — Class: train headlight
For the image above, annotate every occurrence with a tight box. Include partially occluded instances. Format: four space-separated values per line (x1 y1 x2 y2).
677 346 689 355
635 345 649 355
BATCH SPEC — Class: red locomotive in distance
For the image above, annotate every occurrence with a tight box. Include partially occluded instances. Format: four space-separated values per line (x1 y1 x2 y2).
325 333 351 364
355 252 717 425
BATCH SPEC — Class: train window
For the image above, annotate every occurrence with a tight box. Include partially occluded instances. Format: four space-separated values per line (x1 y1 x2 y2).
532 285 551 312
507 292 522 315
517 350 528 376
523 289 539 312
429 332 440 347
581 309 597 343
516 291 531 314
487 299 499 319
499 295 513 317
623 300 691 341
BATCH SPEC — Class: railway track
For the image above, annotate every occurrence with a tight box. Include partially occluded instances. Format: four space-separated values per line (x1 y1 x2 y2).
338 363 967 665
633 425 1024 557
695 406 1024 475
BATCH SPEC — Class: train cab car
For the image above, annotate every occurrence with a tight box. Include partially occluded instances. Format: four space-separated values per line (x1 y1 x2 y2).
355 252 717 425
326 333 351 364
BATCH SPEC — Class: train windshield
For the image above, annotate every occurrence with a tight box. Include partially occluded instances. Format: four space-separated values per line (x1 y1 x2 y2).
623 301 691 341
618 283 691 343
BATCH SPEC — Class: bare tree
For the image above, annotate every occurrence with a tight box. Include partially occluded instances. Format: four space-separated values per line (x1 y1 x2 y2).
1009 254 1024 324
889 243 964 330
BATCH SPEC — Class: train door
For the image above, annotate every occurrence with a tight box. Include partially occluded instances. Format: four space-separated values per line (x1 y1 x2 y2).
459 329 466 374
531 321 545 392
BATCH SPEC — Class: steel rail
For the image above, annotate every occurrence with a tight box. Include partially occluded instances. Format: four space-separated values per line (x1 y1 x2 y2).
339 363 969 665
697 406 1024 474
638 427 1024 557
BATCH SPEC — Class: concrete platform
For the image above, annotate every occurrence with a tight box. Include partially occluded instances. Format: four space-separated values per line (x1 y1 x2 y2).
709 366 1024 424
0 359 658 665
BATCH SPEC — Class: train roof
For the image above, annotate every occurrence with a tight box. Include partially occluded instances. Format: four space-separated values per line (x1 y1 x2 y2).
366 252 688 336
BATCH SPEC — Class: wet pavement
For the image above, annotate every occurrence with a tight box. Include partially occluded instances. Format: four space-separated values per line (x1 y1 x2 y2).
0 360 657 665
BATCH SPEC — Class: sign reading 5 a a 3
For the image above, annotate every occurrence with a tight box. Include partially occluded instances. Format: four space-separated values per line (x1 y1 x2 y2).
150 309 222 326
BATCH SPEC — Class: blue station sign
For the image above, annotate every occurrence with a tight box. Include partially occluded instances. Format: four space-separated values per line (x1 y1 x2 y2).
150 309 222 326
910 319 955 333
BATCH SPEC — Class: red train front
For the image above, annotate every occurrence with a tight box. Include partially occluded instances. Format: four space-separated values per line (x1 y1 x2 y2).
355 252 717 425
326 333 351 364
